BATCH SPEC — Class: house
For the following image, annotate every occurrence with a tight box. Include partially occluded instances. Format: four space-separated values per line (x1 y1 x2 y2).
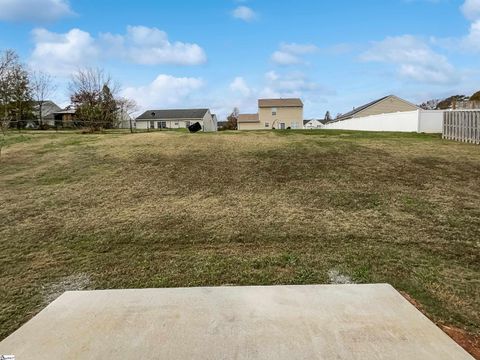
211 114 218 130
304 119 326 129
25 100 62 128
237 98 304 130
53 107 77 127
335 95 419 121
237 114 259 129
135 108 217 132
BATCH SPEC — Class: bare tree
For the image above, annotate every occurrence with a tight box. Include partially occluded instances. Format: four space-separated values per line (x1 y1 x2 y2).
117 97 138 133
0 49 19 133
0 48 32 158
69 68 120 132
419 99 441 110
31 70 57 128
224 107 239 130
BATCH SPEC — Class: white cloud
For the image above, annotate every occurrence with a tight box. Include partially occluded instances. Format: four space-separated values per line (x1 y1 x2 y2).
461 0 480 20
221 71 330 117
264 70 279 82
271 42 318 65
431 0 480 53
280 43 318 54
29 28 98 75
29 26 207 75
360 35 458 84
462 20 480 51
461 0 480 51
101 26 207 66
232 6 257 22
261 71 321 98
271 51 302 65
0 0 74 22
229 77 251 96
122 74 204 109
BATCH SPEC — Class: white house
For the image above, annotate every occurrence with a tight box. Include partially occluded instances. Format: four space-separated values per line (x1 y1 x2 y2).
135 108 217 132
303 119 325 129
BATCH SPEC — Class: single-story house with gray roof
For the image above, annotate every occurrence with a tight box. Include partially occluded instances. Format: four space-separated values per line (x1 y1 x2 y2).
135 108 217 132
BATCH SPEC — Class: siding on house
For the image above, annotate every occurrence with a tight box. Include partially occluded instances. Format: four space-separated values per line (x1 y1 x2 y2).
304 119 325 129
136 119 205 130
237 113 261 130
135 108 217 131
259 106 303 129
237 98 303 130
29 101 62 127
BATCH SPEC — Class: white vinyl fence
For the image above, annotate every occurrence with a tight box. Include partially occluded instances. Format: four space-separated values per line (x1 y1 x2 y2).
323 110 444 133
443 111 480 144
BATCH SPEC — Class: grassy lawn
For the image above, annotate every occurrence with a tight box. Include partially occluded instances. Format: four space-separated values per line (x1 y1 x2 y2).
0 130 479 343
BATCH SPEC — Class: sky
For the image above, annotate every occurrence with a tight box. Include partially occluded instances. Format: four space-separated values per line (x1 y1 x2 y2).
0 0 479 119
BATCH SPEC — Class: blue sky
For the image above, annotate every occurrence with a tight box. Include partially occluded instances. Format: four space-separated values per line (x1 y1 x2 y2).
0 0 479 118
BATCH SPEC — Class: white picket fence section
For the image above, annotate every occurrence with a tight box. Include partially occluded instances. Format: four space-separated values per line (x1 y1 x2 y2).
443 111 480 144
323 110 444 133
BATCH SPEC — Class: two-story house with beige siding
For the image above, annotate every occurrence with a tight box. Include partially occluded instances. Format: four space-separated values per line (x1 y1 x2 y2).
237 98 304 130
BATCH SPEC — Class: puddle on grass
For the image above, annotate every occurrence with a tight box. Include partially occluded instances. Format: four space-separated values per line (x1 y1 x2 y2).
42 273 91 304
328 269 354 284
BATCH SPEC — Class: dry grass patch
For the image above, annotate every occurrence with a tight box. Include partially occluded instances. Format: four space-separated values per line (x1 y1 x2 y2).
0 130 479 350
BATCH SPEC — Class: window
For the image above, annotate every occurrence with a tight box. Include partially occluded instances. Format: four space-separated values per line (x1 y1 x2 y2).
271 107 277 115
265 122 269 128
157 121 166 129
185 121 191 127
174 122 179 126
149 121 155 129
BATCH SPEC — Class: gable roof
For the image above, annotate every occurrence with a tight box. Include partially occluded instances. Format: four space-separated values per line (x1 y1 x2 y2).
336 95 419 121
258 98 303 108
136 109 209 120
304 119 329 126
33 100 62 118
238 113 259 123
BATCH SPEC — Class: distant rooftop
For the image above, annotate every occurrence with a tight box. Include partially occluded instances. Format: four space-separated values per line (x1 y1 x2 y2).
237 113 259 123
136 109 209 120
335 95 419 121
258 98 303 108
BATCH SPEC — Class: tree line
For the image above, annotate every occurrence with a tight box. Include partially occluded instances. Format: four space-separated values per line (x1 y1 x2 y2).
419 91 480 110
0 49 137 133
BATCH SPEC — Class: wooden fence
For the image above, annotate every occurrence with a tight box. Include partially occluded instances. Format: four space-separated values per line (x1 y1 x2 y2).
443 111 480 144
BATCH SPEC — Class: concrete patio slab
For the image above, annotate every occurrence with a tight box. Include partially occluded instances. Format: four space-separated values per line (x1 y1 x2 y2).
0 284 473 359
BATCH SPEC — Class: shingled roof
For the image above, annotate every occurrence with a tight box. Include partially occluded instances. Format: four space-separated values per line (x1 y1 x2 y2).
335 95 419 121
237 113 259 123
335 96 390 121
136 109 209 120
258 98 303 108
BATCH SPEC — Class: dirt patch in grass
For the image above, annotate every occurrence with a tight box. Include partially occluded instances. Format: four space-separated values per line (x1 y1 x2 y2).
0 130 479 352
401 291 480 359
440 325 480 359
